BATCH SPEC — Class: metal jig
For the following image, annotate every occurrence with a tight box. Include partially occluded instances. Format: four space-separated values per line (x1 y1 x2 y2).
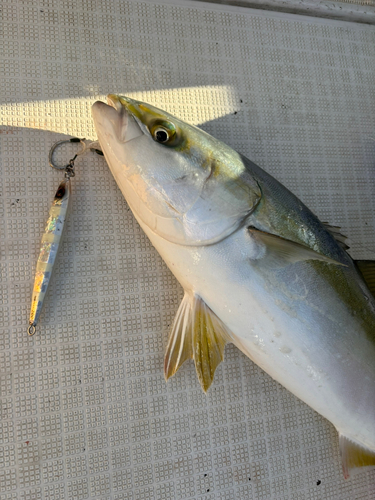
28 137 87 336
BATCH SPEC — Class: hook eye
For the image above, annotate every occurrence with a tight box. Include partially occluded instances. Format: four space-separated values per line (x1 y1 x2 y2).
49 137 86 170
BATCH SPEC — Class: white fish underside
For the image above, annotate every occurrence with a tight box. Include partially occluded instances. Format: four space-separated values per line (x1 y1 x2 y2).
137 204 375 451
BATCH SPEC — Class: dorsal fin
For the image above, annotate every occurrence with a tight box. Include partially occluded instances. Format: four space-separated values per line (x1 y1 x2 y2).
339 434 375 478
322 222 349 250
164 293 231 392
355 260 375 299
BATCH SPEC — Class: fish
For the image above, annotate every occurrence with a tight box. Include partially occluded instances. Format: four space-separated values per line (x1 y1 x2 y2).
28 178 71 335
92 94 375 477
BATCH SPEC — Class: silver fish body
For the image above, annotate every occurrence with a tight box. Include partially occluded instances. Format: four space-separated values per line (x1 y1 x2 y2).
29 178 71 333
92 95 375 476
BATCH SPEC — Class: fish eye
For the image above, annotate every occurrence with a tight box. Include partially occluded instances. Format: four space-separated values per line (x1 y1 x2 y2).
150 121 177 145
153 127 169 143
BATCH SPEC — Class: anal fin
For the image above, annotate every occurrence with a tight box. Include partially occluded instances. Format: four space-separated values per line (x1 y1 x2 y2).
339 434 375 479
164 292 231 392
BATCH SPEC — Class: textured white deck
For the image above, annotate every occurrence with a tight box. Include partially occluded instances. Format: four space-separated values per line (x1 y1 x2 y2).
1 0 375 498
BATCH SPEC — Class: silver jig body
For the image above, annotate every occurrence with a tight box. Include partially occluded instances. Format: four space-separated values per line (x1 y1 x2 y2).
28 138 86 336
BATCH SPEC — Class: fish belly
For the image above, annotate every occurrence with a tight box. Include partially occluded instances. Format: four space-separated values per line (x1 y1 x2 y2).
141 221 375 452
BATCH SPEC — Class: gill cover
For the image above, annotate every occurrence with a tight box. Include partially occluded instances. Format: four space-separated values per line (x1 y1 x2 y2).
92 95 262 246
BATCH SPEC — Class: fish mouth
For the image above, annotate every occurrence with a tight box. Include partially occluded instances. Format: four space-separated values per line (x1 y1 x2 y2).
92 95 143 144
107 94 124 113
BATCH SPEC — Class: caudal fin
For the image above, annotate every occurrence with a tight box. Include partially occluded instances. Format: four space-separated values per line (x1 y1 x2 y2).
339 434 375 479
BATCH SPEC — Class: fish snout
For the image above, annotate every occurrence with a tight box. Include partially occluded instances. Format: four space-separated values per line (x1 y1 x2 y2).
92 100 121 139
92 98 143 144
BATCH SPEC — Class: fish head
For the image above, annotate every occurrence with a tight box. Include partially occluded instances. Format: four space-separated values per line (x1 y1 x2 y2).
92 94 261 245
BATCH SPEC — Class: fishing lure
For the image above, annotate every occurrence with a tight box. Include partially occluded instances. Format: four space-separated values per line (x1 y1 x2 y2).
28 138 86 336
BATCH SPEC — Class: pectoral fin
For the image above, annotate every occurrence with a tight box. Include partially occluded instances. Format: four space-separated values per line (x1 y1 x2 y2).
339 434 375 478
248 227 346 267
355 260 375 299
164 293 232 392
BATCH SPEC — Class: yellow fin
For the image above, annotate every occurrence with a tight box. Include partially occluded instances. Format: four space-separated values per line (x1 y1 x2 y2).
192 296 231 392
248 227 346 267
339 434 375 479
355 260 375 299
164 293 231 392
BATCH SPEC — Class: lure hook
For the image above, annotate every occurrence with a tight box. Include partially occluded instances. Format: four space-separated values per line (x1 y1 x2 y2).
48 137 86 171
